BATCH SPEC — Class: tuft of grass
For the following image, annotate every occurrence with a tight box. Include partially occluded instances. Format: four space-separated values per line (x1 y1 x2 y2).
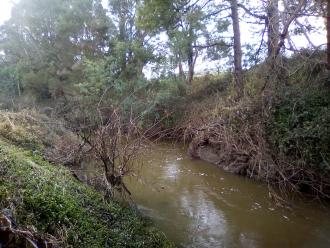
0 140 174 247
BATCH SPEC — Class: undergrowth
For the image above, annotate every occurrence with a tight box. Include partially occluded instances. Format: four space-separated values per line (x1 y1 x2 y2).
157 53 330 199
0 140 174 247
0 110 85 166
269 83 330 173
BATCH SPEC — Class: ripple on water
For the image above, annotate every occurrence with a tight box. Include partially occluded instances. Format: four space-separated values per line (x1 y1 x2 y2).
83 143 330 248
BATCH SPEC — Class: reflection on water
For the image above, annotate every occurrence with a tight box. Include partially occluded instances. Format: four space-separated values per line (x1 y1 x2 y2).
75 143 330 247
124 143 330 248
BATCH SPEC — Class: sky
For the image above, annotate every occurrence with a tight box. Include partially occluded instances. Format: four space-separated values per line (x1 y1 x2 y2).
0 0 15 24
0 0 326 76
0 0 108 24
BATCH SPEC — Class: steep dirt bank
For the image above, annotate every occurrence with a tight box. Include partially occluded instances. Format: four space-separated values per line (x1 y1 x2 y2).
185 98 276 180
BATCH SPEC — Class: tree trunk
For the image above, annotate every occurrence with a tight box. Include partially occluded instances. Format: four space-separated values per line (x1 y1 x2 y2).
327 0 330 71
272 0 306 58
178 60 185 80
267 0 279 58
186 28 198 85
187 52 198 84
17 79 21 97
119 13 127 74
231 0 244 96
188 65 194 84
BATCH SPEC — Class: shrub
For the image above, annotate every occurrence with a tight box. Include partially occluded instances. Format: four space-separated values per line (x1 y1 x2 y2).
269 84 330 172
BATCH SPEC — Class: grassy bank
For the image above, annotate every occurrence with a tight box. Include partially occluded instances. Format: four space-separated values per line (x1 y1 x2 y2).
0 138 174 247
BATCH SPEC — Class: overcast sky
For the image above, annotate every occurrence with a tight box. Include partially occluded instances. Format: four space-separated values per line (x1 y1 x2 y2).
0 0 15 24
0 0 108 24
0 0 326 76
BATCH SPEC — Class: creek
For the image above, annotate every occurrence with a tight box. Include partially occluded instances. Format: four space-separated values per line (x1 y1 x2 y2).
78 142 330 248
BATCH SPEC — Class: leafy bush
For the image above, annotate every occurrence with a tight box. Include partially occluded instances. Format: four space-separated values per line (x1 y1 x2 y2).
269 84 330 171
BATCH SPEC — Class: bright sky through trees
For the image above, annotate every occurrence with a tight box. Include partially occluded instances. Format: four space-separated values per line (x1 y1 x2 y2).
0 0 15 24
0 0 326 76
0 0 108 24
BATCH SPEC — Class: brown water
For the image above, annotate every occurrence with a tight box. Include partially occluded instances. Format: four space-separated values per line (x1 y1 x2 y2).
79 143 330 247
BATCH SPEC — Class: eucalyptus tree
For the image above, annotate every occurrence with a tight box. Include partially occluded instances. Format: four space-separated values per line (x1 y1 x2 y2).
138 0 230 84
107 0 155 81
230 0 243 96
0 0 110 100
238 0 319 60
327 0 330 71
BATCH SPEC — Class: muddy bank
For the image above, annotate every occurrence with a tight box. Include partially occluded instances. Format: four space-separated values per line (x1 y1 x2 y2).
188 143 250 175
185 112 330 198
186 118 270 178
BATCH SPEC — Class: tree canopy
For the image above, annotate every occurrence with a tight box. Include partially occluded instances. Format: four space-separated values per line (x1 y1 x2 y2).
0 0 327 103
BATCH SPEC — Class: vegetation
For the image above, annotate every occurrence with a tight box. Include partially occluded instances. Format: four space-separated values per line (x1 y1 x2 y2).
0 137 173 247
270 83 330 172
183 55 330 198
0 0 330 246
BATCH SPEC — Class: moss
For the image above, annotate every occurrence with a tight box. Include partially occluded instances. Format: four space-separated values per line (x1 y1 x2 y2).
0 140 174 248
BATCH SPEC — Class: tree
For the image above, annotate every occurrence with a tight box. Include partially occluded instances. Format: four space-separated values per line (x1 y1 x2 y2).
230 0 244 96
327 0 330 71
0 0 110 99
71 107 146 195
266 0 279 58
273 0 307 57
107 0 154 80
138 0 229 84
239 0 308 60
0 61 21 102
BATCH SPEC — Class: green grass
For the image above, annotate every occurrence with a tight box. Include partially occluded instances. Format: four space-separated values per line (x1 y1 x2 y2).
0 140 174 247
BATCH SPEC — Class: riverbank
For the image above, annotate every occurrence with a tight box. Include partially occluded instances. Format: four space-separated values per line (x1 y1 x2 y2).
0 112 174 247
154 54 330 199
124 142 330 247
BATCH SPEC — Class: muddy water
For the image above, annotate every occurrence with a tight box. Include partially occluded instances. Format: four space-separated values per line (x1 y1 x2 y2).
76 142 330 247
123 143 330 248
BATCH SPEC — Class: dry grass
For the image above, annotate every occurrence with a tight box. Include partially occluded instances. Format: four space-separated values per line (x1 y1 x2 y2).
0 109 83 166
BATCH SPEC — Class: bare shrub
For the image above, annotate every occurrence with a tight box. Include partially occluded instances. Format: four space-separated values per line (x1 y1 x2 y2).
70 108 147 196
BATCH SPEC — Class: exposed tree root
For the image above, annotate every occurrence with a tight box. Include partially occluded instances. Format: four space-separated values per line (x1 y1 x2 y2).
0 211 59 248
186 96 330 200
